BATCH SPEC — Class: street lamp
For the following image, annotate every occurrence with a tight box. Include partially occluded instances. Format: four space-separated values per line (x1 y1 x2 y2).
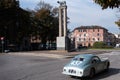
1 37 4 53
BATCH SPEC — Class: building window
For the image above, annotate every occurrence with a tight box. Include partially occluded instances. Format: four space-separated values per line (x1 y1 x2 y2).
98 29 99 32
97 33 100 36
83 29 86 32
79 34 81 37
79 38 81 41
84 34 86 37
89 38 91 41
84 43 86 46
79 29 82 32
98 38 100 41
93 29 95 32
93 38 95 41
84 38 86 41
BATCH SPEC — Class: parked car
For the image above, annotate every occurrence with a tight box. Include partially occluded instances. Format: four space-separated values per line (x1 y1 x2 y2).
62 54 110 78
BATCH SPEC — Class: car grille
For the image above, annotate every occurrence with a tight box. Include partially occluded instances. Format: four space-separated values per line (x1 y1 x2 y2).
68 69 76 74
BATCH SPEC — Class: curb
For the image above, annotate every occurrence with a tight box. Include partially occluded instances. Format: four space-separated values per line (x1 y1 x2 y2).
8 52 67 59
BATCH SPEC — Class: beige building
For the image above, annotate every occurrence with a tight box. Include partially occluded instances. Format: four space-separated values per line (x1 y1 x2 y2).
72 26 116 48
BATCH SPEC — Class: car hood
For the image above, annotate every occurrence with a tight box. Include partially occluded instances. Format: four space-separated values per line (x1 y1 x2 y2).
65 60 87 69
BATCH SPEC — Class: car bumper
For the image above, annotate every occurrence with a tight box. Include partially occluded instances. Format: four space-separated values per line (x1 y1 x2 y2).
62 67 85 77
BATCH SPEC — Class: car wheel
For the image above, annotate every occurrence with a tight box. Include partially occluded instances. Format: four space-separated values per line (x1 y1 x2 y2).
105 62 110 71
89 68 95 78
69 75 75 78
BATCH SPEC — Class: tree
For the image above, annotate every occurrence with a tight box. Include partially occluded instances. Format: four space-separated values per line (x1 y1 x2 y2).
115 20 120 27
32 1 59 46
0 0 19 9
0 0 33 51
0 0 19 43
94 0 120 29
93 42 105 48
93 0 120 9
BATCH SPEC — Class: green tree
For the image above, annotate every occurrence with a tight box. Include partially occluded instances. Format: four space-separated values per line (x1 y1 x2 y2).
115 20 120 27
32 1 59 46
16 9 32 43
93 42 106 48
93 42 113 48
0 0 19 43
93 0 120 9
93 0 120 29
0 0 19 9
0 0 33 50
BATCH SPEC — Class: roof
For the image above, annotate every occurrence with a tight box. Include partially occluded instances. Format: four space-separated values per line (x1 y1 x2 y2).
75 54 95 59
74 25 108 31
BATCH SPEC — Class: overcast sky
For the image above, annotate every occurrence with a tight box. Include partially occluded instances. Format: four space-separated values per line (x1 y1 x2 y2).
19 0 120 34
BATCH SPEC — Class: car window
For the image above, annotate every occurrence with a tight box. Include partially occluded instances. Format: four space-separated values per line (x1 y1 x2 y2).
91 56 100 64
73 57 84 61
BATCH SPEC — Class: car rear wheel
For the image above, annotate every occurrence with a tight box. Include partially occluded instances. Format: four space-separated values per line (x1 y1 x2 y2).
89 68 95 78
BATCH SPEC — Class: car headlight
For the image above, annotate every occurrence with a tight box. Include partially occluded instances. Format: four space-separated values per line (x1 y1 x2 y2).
80 71 82 74
63 68 67 72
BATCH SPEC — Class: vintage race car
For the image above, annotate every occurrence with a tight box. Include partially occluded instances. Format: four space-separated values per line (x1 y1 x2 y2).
62 54 110 78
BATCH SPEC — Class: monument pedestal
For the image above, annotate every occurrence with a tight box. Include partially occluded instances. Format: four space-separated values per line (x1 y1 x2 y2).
57 37 68 50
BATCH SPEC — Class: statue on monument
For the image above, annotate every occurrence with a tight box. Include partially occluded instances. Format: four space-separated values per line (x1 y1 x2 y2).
57 1 66 6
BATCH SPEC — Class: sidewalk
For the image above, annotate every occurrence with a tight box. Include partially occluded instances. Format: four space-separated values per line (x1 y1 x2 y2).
7 49 113 59
8 52 66 59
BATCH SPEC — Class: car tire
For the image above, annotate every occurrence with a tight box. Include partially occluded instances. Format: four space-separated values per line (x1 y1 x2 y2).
105 62 110 71
89 68 95 78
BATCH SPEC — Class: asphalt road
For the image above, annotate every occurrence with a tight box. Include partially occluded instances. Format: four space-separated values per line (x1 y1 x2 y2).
0 50 120 80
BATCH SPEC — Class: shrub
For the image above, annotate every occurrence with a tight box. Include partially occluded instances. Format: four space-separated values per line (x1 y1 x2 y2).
93 42 106 48
93 42 114 49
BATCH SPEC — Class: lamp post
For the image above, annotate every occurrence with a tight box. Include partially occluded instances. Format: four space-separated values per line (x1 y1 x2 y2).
1 37 4 53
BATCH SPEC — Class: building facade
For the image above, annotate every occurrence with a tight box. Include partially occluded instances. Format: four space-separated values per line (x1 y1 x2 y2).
72 26 116 48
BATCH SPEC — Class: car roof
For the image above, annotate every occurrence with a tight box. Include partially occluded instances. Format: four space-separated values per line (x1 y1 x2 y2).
74 54 95 59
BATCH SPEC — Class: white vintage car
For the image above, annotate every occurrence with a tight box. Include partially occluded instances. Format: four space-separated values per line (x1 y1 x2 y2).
62 54 110 78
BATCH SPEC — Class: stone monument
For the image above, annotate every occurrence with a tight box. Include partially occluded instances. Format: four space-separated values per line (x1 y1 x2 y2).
57 1 69 51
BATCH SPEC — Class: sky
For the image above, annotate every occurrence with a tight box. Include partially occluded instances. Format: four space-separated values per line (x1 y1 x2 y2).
19 0 120 34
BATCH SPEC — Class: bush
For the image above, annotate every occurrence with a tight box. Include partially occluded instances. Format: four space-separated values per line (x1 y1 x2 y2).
93 42 114 49
93 42 105 48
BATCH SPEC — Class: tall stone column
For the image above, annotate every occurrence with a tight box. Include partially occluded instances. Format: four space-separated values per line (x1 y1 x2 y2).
63 6 67 37
57 1 69 51
57 1 67 37
58 7 62 37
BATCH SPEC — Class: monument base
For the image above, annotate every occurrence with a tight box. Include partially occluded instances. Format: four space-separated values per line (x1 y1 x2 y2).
57 37 68 51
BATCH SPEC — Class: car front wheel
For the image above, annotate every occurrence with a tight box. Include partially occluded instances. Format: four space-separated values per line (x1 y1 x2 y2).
89 68 95 78
105 62 110 71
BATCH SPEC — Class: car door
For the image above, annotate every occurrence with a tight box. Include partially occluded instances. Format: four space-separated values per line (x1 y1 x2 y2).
91 56 103 73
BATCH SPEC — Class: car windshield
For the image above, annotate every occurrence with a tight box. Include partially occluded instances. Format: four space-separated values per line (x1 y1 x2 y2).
73 57 84 61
